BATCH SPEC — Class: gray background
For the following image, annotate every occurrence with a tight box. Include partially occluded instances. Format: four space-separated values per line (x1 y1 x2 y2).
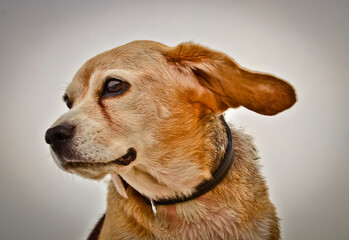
1 0 348 239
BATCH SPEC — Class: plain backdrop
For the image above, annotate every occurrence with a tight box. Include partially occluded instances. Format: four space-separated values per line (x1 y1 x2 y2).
1 0 348 239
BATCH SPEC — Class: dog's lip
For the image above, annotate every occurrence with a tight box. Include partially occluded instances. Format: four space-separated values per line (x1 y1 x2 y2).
111 147 137 166
62 147 137 169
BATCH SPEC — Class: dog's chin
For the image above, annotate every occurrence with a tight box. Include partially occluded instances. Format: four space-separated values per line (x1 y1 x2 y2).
50 148 137 180
52 156 112 179
61 161 113 179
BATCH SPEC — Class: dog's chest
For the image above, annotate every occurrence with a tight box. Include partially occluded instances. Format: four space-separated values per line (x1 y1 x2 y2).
164 208 236 239
152 204 271 240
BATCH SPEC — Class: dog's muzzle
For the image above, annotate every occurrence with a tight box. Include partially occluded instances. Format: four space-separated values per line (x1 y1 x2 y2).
45 123 137 166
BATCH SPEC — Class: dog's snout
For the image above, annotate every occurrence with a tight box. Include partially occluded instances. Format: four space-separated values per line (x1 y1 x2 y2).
45 123 75 151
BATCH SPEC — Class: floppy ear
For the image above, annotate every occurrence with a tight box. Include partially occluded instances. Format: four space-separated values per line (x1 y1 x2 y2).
163 42 296 115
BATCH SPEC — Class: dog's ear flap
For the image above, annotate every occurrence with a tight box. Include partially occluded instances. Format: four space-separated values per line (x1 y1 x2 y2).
162 42 296 115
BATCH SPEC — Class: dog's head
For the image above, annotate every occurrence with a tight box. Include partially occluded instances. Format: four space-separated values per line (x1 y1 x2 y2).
45 40 296 199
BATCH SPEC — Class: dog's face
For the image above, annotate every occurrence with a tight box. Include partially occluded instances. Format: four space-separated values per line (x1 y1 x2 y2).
45 40 296 199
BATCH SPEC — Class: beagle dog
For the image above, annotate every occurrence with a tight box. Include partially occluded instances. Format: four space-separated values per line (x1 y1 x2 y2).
45 40 296 240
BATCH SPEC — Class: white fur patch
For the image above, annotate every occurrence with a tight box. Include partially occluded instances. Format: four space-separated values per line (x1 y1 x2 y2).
111 174 128 199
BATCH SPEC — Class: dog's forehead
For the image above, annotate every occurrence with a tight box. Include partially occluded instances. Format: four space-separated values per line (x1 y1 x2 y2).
66 40 168 99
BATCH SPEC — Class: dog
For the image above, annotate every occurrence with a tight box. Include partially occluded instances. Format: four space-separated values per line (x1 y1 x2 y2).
45 40 296 240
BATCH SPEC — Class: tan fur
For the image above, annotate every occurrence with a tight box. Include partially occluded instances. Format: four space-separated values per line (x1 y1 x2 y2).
47 40 296 239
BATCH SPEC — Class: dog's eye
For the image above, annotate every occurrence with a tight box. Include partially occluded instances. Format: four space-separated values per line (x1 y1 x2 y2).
107 79 124 92
63 94 73 109
101 78 130 98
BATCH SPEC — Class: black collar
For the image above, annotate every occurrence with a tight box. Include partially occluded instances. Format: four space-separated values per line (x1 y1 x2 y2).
140 115 234 206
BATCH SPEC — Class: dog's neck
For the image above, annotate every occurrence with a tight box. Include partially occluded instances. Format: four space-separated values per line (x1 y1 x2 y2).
138 115 233 208
116 114 230 206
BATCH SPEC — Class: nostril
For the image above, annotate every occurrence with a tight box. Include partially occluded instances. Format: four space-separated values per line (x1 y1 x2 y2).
45 123 75 146
45 134 52 144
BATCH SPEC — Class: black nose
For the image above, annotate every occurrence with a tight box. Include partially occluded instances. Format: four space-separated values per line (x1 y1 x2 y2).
45 123 75 153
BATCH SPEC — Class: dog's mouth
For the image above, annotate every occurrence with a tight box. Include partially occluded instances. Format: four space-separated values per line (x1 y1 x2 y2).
62 147 137 170
111 148 137 166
